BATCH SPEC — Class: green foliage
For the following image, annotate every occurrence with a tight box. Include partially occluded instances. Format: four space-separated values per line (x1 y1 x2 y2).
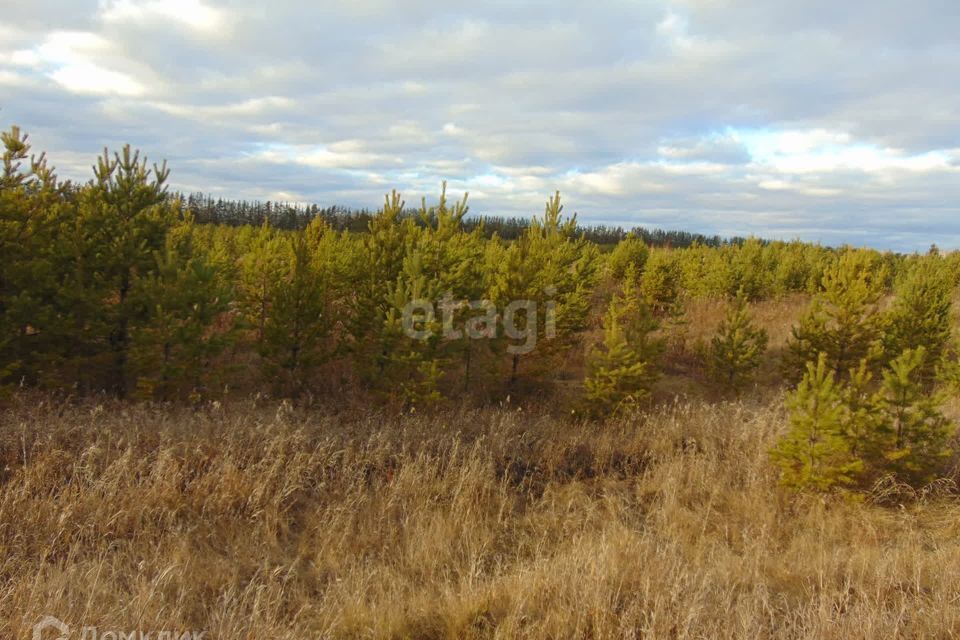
675 239 831 300
237 221 286 344
583 268 663 417
347 190 416 386
130 223 234 400
409 183 488 392
379 268 444 408
258 223 339 397
489 192 598 384
785 249 888 382
724 238 773 301
837 360 889 479
0 126 65 388
2 121 959 451
777 252 954 492
352 185 487 404
773 240 826 295
883 257 953 386
677 242 724 298
606 233 649 280
942 250 960 288
877 347 954 487
79 145 181 395
775 347 955 493
1 133 192 395
707 291 768 393
640 250 682 315
772 354 864 491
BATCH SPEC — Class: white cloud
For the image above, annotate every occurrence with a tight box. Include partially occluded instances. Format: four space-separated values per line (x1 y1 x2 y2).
564 163 670 196
4 49 42 67
656 11 692 49
656 161 729 175
50 63 144 96
98 0 225 33
767 147 951 174
8 30 148 96
734 127 953 174
35 30 110 62
401 81 428 95
755 179 841 197
151 96 294 119
255 143 402 171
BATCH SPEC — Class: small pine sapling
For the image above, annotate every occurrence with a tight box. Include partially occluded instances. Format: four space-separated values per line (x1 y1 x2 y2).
772 353 864 491
707 289 768 394
583 267 663 417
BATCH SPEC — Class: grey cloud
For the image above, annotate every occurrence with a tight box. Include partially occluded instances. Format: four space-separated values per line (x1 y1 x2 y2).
2 0 960 250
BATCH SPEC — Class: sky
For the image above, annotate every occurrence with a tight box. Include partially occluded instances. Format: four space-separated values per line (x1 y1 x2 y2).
2 0 959 251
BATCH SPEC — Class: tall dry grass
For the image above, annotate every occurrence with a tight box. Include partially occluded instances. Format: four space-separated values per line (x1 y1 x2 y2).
3 394 960 639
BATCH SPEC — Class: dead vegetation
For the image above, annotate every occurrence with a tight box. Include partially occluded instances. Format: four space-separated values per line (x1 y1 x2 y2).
3 394 960 639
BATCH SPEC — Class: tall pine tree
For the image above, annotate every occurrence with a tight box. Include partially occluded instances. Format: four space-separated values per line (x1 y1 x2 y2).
76 145 180 395
0 126 66 388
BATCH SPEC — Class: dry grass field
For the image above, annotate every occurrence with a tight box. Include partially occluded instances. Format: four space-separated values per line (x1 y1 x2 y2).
4 394 960 639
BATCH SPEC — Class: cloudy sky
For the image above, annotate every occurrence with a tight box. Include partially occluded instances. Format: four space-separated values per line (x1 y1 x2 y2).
2 1 958 250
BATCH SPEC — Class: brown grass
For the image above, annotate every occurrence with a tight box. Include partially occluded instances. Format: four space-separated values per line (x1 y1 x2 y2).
681 293 811 352
3 394 960 639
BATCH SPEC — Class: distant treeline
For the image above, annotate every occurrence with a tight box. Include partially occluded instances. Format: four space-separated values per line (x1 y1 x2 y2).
178 192 744 248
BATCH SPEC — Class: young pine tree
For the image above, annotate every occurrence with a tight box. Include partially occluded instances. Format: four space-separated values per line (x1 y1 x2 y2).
641 248 688 357
352 187 473 406
348 191 417 387
408 184 487 393
725 238 773 301
785 249 888 383
883 257 953 387
772 354 864 491
838 360 889 483
237 222 285 345
0 126 66 388
489 192 598 386
582 267 663 417
878 347 955 487
77 146 181 396
707 290 768 394
130 223 233 400
259 224 339 398
773 240 824 295
640 249 682 316
606 233 649 281
379 256 444 409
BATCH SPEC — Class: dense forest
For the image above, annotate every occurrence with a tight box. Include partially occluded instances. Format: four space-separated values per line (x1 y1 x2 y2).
179 191 741 247
3 125 960 493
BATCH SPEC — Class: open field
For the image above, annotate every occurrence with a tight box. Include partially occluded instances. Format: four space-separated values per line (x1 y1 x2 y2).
7 3 960 638
4 395 960 639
